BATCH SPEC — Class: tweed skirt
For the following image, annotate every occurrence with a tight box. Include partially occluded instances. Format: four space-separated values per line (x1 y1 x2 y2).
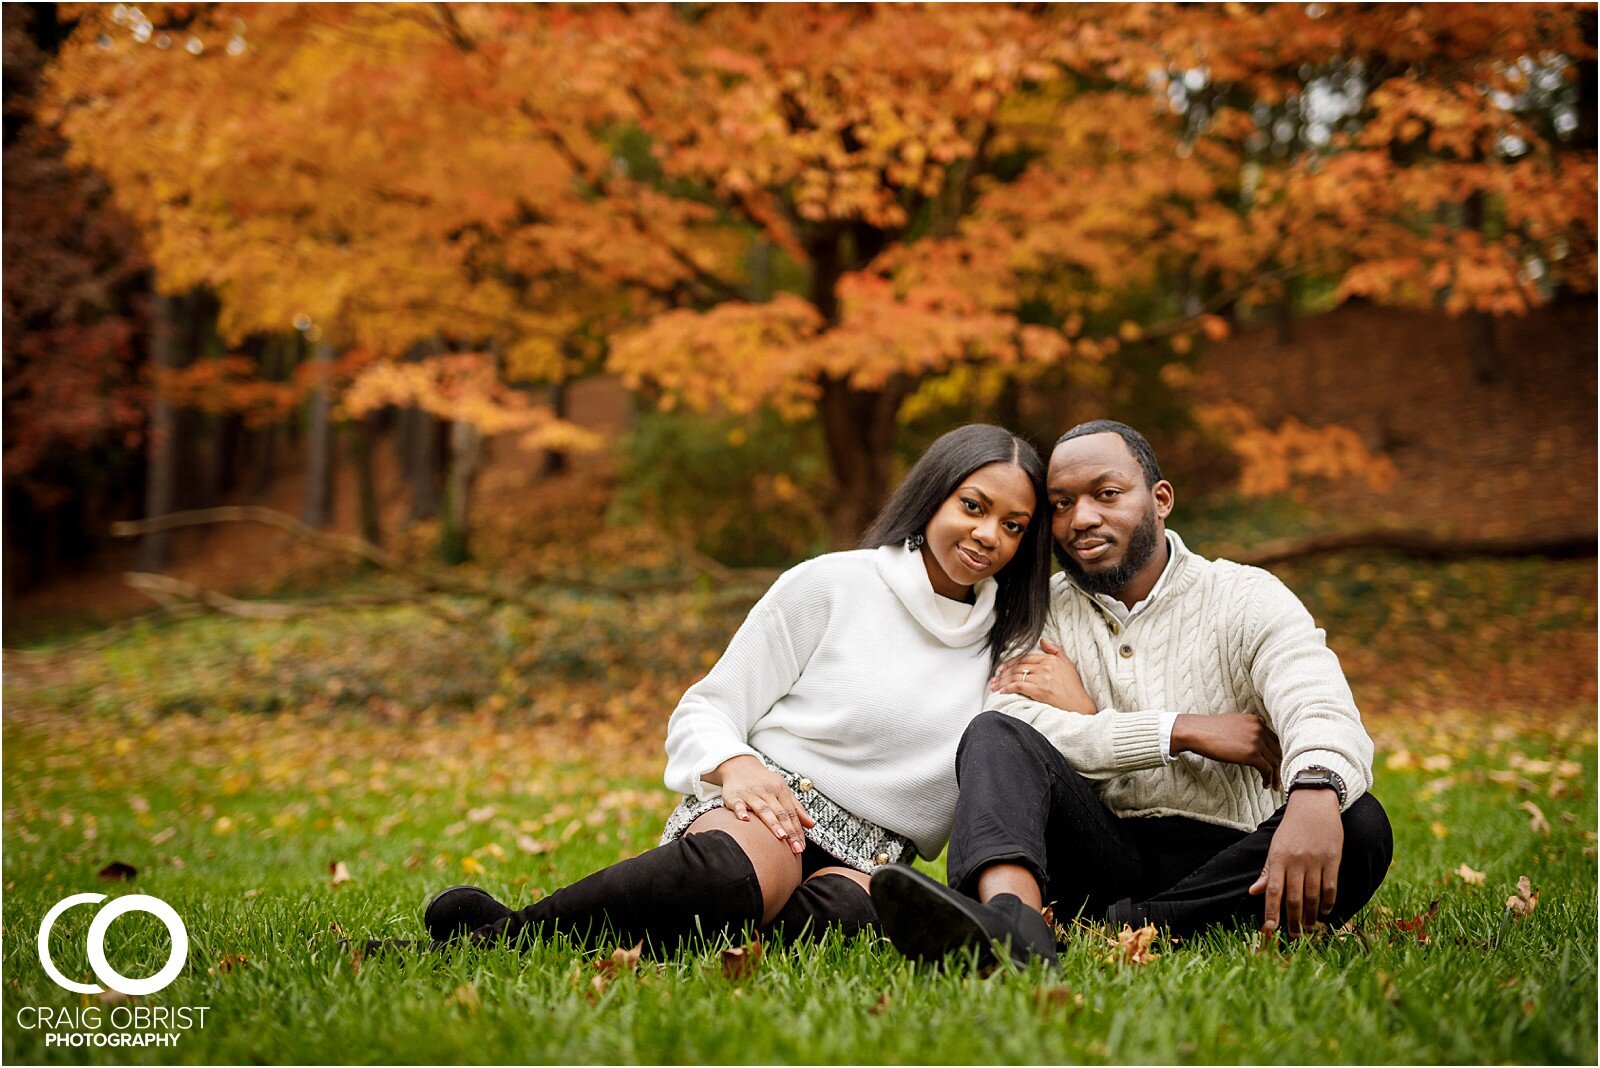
658 752 915 874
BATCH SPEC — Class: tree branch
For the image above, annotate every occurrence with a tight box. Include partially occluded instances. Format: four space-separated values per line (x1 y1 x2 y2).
123 572 474 624
109 506 779 607
515 103 746 302
1229 529 1597 567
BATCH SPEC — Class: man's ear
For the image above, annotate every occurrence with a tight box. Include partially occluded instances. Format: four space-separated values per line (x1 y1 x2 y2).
1152 480 1175 520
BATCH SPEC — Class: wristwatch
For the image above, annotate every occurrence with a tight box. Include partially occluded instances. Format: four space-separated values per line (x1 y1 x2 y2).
1288 765 1347 808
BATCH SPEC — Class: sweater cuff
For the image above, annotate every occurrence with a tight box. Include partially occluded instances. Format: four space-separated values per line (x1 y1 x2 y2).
1110 710 1168 771
688 742 763 802
1284 749 1366 811
1158 711 1179 763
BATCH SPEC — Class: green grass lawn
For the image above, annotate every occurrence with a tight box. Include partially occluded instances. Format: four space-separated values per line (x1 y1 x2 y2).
4 568 1597 1064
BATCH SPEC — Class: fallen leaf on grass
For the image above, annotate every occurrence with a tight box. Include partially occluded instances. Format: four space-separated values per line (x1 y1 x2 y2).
450 983 480 1014
1519 801 1550 836
460 856 484 876
1429 821 1449 839
1505 876 1539 918
97 861 137 882
515 834 552 855
1115 923 1158 966
1388 900 1441 943
328 861 352 886
593 942 643 976
868 992 892 1015
1032 986 1083 1011
209 954 248 975
720 939 763 980
1454 864 1486 886
1422 775 1455 797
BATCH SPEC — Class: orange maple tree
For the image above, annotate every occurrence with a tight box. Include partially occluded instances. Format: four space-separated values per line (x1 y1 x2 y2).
4 8 148 513
43 3 1595 540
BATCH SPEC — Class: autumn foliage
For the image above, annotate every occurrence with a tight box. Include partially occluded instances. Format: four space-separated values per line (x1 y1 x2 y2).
16 2 1599 549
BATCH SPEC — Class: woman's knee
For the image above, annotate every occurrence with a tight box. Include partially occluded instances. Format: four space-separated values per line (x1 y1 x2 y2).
768 869 877 940
686 808 802 923
808 865 870 892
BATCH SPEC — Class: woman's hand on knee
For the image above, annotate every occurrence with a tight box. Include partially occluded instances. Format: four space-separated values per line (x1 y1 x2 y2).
709 756 815 854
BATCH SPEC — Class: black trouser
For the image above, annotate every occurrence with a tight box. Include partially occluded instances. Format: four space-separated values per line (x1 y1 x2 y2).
947 712 1393 936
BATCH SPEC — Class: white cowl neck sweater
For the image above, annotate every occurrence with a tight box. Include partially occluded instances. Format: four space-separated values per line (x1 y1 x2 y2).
663 544 998 858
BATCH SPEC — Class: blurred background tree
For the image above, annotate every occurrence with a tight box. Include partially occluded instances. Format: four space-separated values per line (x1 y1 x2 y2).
5 2 1594 616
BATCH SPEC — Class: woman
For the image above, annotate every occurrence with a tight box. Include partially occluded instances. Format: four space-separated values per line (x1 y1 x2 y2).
416 423 1050 953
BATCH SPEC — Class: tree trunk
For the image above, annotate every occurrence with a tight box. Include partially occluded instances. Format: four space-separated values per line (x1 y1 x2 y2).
439 419 481 564
1466 312 1498 384
817 376 910 547
253 421 280 497
302 341 337 527
541 381 569 477
1275 273 1300 348
352 414 382 550
1577 12 1597 154
1461 190 1500 382
404 408 444 522
138 292 181 571
804 228 917 546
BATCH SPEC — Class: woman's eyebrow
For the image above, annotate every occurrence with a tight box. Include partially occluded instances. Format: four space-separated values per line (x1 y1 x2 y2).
963 484 1030 518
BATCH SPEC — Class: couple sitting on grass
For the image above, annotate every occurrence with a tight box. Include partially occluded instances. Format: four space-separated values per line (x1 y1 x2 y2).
393 419 1393 968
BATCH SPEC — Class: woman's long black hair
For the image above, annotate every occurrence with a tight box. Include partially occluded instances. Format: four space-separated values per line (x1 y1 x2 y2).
859 424 1051 672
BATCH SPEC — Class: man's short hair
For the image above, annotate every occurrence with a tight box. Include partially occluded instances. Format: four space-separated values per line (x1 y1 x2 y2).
1056 420 1163 488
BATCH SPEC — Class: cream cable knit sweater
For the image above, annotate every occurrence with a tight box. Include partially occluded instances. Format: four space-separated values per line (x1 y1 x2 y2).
663 544 997 858
990 531 1374 833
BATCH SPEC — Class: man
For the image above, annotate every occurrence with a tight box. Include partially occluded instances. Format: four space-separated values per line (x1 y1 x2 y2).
870 420 1393 966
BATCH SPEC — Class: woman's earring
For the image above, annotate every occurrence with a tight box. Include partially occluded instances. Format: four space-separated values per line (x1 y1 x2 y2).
905 532 925 551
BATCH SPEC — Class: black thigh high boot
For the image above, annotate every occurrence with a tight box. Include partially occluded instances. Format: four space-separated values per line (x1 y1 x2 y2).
447 830 764 954
764 873 878 942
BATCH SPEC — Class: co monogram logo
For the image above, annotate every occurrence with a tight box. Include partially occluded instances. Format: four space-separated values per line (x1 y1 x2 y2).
37 894 189 996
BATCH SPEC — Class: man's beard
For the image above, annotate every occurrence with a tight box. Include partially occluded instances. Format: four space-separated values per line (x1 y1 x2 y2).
1055 509 1161 596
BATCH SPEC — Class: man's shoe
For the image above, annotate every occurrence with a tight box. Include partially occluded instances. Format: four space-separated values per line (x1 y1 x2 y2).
870 864 1059 968
1106 898 1135 928
423 885 513 943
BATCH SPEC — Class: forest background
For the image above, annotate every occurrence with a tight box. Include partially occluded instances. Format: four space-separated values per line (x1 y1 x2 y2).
3 3 1597 1065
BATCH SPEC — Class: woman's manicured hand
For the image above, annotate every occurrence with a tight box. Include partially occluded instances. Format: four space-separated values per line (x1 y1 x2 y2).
989 638 1097 714
707 755 815 854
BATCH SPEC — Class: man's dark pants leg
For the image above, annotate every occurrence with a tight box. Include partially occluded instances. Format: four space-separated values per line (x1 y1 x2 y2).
948 712 1393 936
